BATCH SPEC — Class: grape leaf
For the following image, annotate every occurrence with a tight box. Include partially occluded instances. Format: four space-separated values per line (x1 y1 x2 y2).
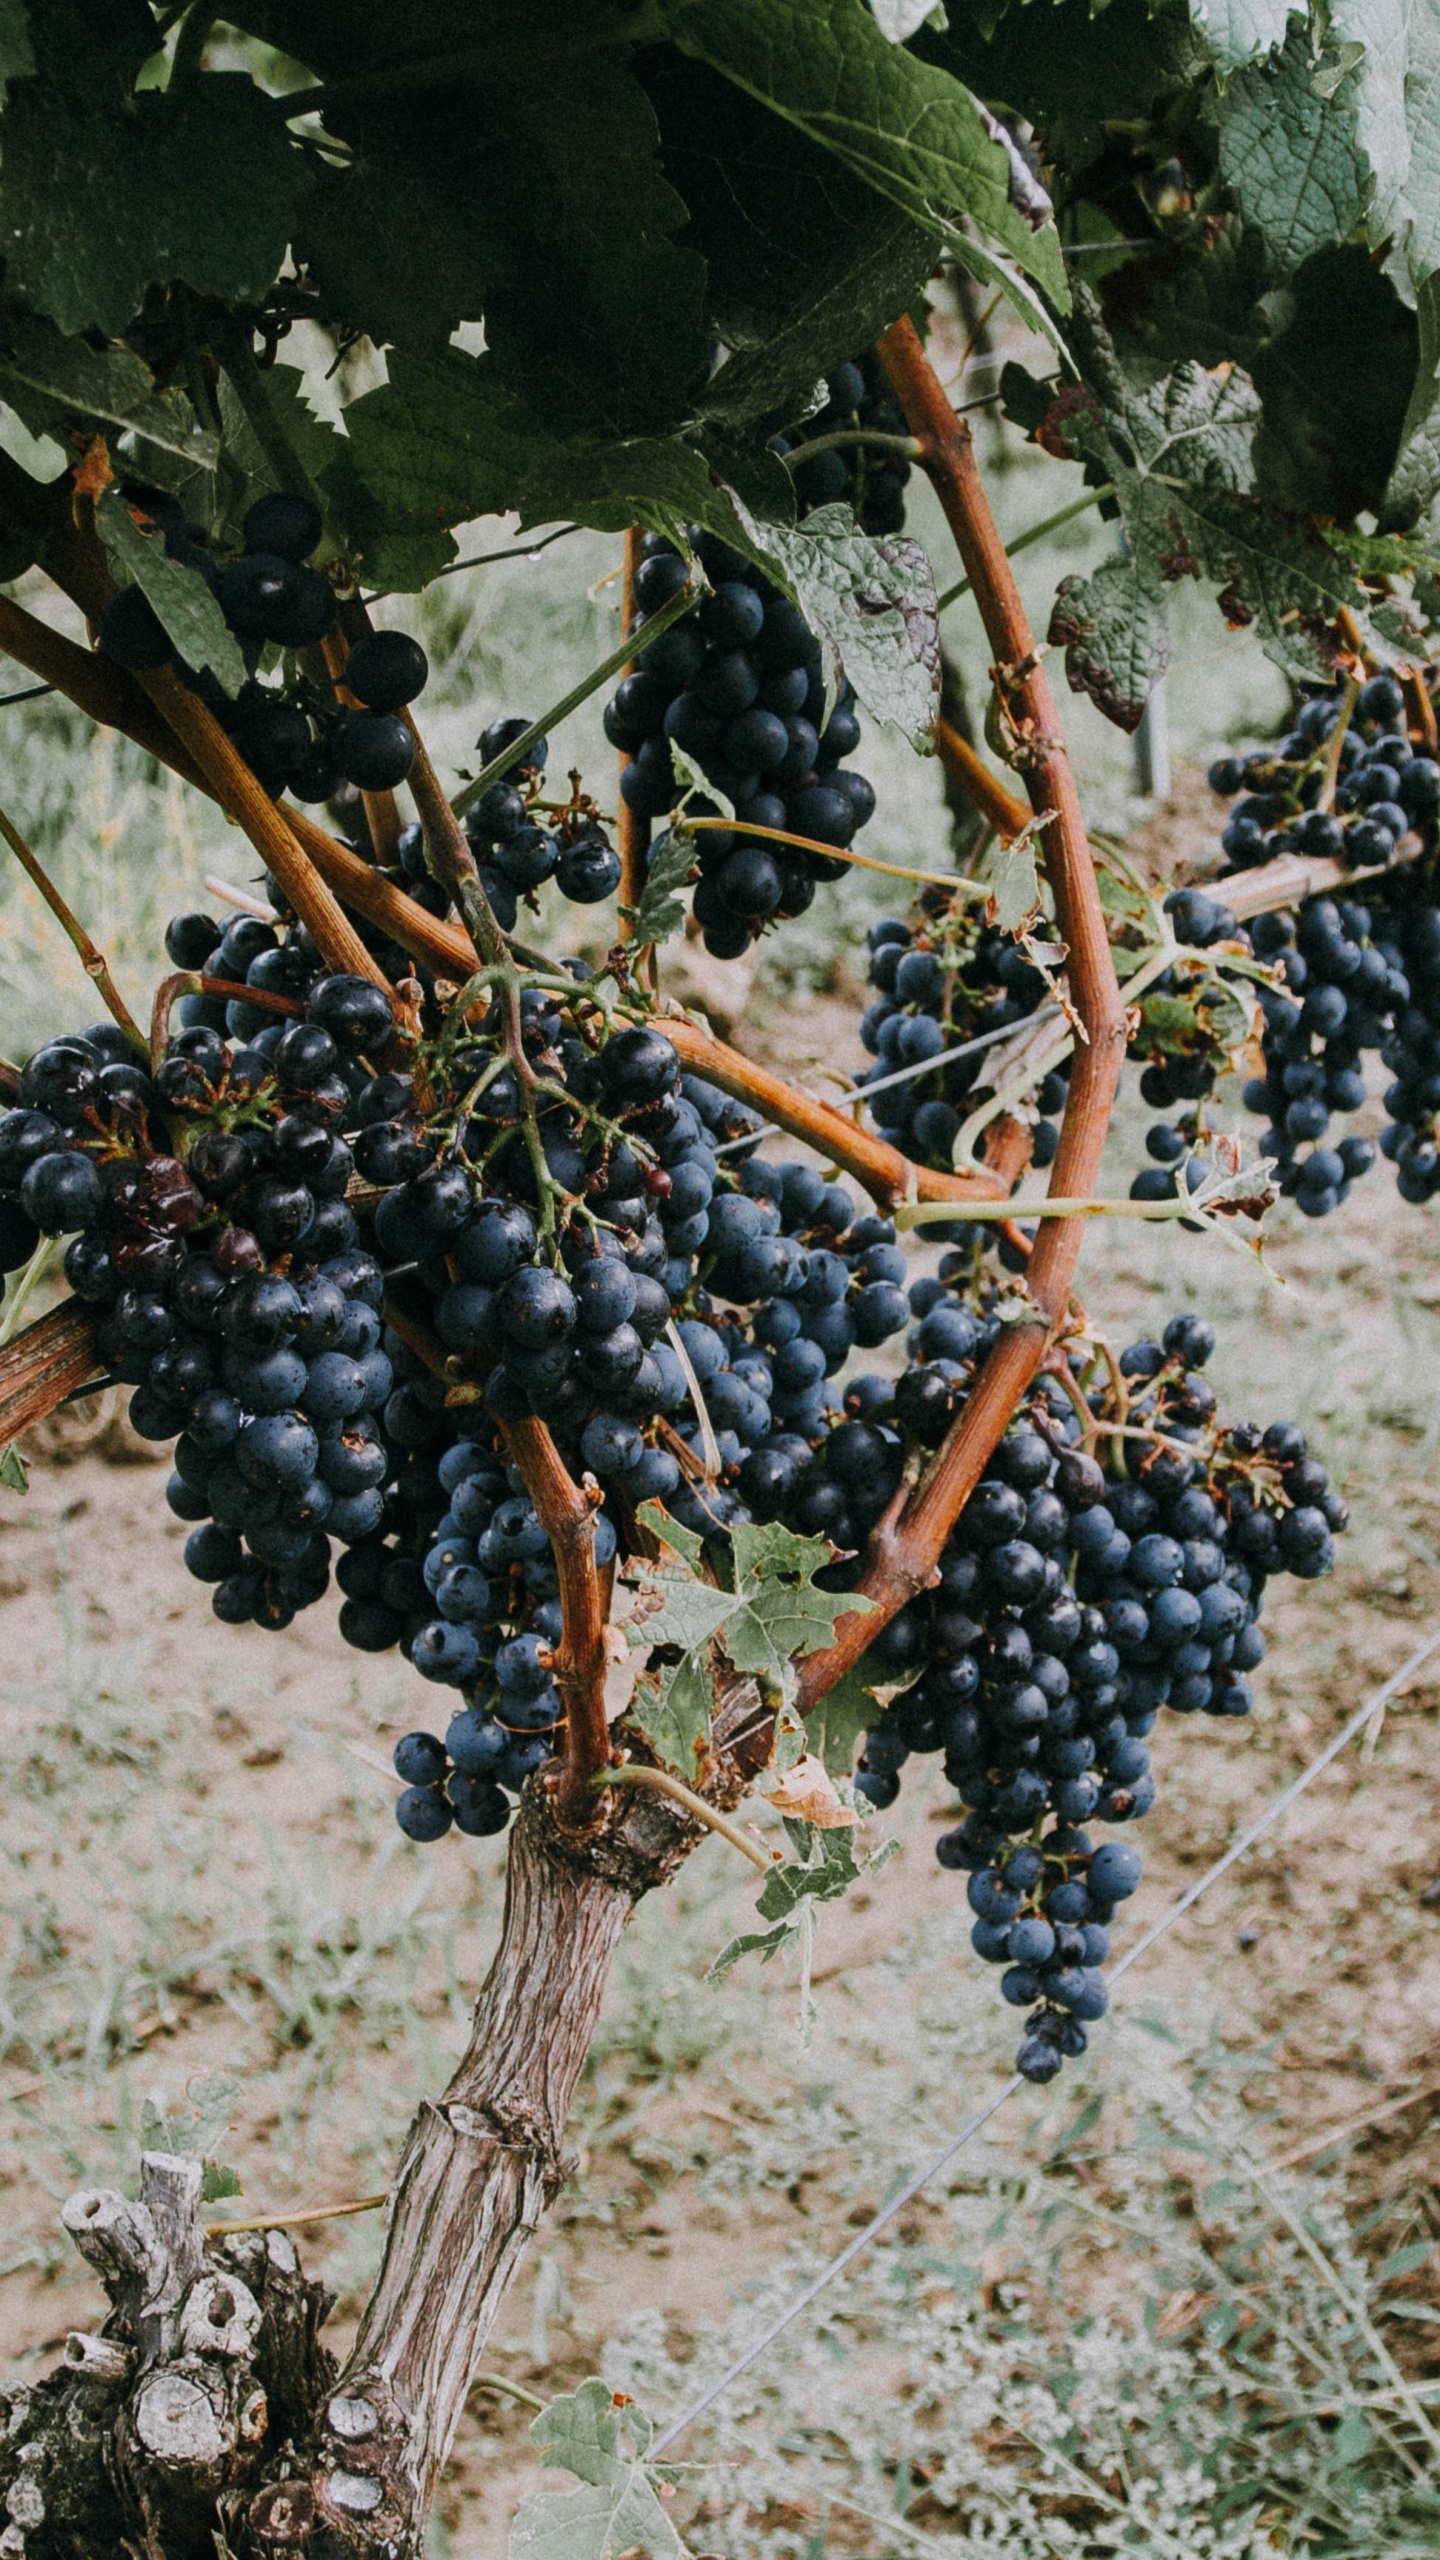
869 0 942 38
724 1519 871 1691
728 495 940 746
710 1816 896 1992
629 1652 717 1777
1036 292 1402 696
330 348 731 589
804 1657 883 1776
635 1497 708 1574
698 205 939 430
0 316 215 489
644 48 939 398
1186 0 1296 74
1050 550 1172 735
95 490 247 697
656 0 1068 308
625 1573 739 1658
1327 0 1440 294
0 1443 28 1494
0 73 301 337
1215 27 1371 277
986 827 1045 929
212 363 346 556
621 829 699 949
1387 271 1440 528
511 2379 687 2560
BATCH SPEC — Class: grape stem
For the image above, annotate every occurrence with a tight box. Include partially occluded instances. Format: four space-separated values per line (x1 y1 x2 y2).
678 811 992 894
935 482 1116 615
0 798 148 1056
451 572 701 821
778 428 927 471
794 315 1130 1715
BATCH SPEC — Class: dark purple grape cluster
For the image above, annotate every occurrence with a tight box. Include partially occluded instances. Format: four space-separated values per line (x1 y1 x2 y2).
1208 671 1438 874
458 717 623 926
0 974 400 1637
26 918 919 1841
769 352 912 537
95 486 428 805
858 905 1068 1174
825 1293 1347 2078
605 527 876 959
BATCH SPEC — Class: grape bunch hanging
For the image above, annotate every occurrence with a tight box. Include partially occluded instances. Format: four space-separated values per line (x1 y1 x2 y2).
0 464 1363 2090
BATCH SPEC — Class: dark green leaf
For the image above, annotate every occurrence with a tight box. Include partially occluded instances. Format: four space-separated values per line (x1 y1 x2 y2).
927 0 1207 178
1250 248 1418 519
200 2160 242 2203
1215 29 1371 278
96 489 247 696
1384 271 1440 531
0 1442 28 1493
212 364 345 555
628 1653 715 1775
658 0 1067 306
330 348 731 589
0 73 302 337
1050 551 1171 735
0 314 215 489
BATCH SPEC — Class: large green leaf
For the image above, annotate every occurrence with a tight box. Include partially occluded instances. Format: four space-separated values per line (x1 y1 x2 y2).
211 362 346 554
329 348 729 588
1329 0 1440 294
1249 246 1418 518
0 73 302 337
644 51 938 416
1215 27 1371 277
1386 272 1440 529
658 0 1068 307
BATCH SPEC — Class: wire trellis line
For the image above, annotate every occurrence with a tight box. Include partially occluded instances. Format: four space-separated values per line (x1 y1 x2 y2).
647 1616 1440 2458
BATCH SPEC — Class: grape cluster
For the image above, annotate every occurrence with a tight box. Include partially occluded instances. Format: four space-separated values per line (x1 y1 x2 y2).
837 1298 1346 2079
857 905 1068 1174
95 486 429 803
769 352 912 537
1207 672 1438 874
605 527 877 960
0 972 398 1638
458 719 623 924
1146 665 1440 1215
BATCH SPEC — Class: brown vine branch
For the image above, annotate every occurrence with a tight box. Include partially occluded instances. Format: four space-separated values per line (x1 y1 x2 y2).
660 1013 1010 1209
796 318 1129 1710
933 713 1032 840
0 1300 101 1448
137 666 393 990
0 798 147 1052
0 591 210 790
500 1416 611 1828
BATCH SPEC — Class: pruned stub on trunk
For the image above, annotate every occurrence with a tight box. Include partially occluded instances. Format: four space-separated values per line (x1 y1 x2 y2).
0 2150 334 2558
